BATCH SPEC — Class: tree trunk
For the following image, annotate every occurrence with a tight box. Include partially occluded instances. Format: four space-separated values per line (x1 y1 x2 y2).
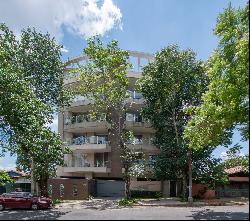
182 173 187 200
124 167 131 199
172 108 179 147
31 159 37 196
38 178 48 197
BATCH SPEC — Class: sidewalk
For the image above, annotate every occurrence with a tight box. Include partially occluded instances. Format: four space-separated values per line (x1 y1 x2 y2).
134 197 249 207
53 197 249 209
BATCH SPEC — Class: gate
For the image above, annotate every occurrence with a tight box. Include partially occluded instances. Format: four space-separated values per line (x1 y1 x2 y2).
97 180 125 197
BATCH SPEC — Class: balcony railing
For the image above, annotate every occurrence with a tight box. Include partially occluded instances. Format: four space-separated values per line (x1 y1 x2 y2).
65 114 149 126
67 136 109 146
64 160 111 168
65 114 106 125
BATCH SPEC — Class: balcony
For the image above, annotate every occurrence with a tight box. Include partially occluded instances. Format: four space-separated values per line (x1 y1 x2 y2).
125 97 145 105
63 71 142 86
125 120 153 133
127 138 159 153
66 136 111 153
64 121 108 133
63 160 111 173
64 113 153 133
69 95 93 108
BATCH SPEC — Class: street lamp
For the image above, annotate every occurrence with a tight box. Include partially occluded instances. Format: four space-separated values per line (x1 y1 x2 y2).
187 148 193 204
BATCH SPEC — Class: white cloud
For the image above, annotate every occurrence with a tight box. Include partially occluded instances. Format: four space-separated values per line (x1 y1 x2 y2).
0 0 122 41
220 151 228 160
220 150 246 161
61 46 69 53
0 158 16 171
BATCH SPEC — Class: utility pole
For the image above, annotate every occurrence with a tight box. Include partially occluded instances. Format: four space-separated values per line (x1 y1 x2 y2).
188 148 193 204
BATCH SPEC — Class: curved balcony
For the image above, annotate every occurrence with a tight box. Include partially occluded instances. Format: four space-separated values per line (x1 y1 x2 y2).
125 121 154 133
63 51 154 86
63 167 111 173
63 158 111 173
64 121 108 133
127 139 159 153
66 136 111 153
69 144 111 153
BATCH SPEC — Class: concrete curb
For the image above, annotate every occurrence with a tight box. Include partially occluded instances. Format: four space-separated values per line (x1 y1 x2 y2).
133 201 248 207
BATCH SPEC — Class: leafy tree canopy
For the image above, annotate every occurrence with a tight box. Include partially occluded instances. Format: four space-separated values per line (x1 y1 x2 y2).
184 3 249 150
138 45 219 194
0 23 69 196
0 171 13 186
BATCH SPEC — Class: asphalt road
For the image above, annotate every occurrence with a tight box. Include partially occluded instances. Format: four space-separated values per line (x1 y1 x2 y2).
0 205 249 220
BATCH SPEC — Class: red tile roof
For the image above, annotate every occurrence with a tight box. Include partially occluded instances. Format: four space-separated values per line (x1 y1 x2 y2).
225 166 244 174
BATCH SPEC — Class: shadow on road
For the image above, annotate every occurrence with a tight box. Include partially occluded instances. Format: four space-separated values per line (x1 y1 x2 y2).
191 208 249 220
0 209 70 220
80 197 122 210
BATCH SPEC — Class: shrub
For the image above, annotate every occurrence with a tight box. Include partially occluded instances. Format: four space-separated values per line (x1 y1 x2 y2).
52 199 62 205
131 190 162 199
118 198 138 206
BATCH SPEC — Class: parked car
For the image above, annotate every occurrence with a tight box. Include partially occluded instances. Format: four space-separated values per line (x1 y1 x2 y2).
0 192 52 210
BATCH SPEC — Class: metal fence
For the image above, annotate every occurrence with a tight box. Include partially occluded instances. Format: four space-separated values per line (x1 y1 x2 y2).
216 188 249 197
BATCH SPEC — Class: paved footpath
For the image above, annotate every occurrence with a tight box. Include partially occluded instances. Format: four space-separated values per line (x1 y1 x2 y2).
0 204 249 220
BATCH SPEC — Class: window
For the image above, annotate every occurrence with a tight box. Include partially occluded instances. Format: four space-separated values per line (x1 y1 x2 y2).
97 135 108 144
60 184 64 197
134 135 143 144
134 114 142 122
126 113 134 121
73 184 78 196
48 184 52 197
133 91 143 100
72 135 87 145
149 155 157 168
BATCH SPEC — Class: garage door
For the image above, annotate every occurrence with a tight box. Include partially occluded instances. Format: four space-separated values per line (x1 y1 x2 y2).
97 180 125 197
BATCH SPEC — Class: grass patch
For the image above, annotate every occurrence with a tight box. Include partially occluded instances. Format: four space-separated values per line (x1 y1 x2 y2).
118 198 139 206
52 199 63 205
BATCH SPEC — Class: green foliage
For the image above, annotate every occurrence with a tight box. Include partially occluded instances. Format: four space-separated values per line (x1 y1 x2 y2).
76 36 145 199
52 199 63 206
0 23 69 195
0 171 13 186
222 146 249 174
131 190 162 199
192 149 229 189
184 3 249 149
19 27 70 109
118 198 138 206
138 45 207 184
76 36 131 114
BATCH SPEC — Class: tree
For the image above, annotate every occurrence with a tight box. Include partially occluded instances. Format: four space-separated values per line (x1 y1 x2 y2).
138 45 207 198
184 3 249 150
74 37 144 199
0 171 13 187
192 148 229 189
0 23 69 196
222 145 249 174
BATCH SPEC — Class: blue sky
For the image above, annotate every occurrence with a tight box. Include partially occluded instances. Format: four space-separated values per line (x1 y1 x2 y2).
0 0 248 170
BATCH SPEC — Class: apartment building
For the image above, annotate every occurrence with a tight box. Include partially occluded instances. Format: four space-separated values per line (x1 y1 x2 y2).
54 51 173 198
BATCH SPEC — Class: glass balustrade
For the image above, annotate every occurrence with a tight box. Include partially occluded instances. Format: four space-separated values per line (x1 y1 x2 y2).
65 113 149 125
70 136 108 145
65 113 106 125
65 153 111 168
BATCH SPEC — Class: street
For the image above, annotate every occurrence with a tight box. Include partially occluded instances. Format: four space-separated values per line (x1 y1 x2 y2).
0 205 249 220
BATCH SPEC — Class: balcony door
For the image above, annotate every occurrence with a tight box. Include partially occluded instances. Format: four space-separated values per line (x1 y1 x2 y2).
94 153 109 167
